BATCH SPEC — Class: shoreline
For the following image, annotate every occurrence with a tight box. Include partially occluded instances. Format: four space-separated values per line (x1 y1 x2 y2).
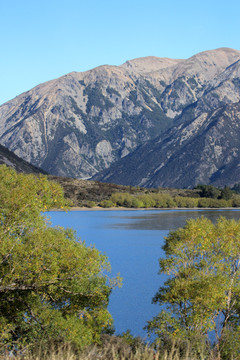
50 206 240 212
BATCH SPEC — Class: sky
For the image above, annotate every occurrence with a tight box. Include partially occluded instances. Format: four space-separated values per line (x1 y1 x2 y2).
1 0 240 105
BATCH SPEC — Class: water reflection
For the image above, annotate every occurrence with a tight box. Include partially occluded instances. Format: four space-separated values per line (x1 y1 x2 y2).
109 209 240 231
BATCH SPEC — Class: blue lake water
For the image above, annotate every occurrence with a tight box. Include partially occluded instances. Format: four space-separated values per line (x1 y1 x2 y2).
47 209 240 339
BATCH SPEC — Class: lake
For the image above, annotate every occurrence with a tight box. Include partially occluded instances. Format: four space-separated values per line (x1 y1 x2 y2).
47 209 240 339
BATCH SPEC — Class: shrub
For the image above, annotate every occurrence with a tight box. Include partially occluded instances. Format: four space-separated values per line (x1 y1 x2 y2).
131 198 145 208
86 201 97 208
137 194 156 208
99 199 116 208
175 196 198 208
232 194 240 207
110 193 134 208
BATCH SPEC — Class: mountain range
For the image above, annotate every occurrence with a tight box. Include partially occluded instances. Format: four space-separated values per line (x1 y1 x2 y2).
0 47 240 188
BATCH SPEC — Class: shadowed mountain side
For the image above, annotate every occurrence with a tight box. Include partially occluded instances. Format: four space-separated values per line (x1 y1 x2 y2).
0 143 47 174
93 101 240 188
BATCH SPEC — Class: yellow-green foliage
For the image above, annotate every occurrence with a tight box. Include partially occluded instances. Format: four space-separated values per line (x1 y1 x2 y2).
137 194 156 208
232 194 240 207
110 192 133 207
109 192 177 208
109 192 183 208
153 194 176 208
131 197 145 208
86 201 97 208
147 217 240 359
198 197 232 208
0 165 119 351
108 192 234 209
99 199 116 208
174 196 198 208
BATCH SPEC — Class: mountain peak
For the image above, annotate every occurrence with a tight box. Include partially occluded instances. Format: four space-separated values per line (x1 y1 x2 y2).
121 56 184 74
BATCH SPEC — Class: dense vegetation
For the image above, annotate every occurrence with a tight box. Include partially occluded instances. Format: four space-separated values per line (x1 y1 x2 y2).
97 184 240 209
99 191 238 209
0 165 119 353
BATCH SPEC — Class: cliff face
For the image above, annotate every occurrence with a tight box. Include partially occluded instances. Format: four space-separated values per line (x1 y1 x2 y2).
0 48 240 187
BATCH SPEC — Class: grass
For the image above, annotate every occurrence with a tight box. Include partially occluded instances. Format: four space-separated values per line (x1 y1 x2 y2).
0 340 219 360
0 346 189 360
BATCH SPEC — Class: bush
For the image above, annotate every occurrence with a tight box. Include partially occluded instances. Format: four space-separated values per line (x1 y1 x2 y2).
175 196 198 208
152 194 168 208
110 192 178 209
86 201 97 208
131 198 145 208
198 197 232 208
99 199 116 208
110 193 136 208
163 194 177 208
137 194 156 208
232 194 240 207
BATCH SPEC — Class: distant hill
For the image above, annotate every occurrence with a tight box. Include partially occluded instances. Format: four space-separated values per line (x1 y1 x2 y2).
1 47 240 187
0 143 47 175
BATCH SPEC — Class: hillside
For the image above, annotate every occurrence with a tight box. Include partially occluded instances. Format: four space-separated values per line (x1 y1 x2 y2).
0 143 47 174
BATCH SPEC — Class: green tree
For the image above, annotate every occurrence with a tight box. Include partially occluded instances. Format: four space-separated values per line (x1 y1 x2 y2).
232 183 240 194
232 194 240 207
99 199 115 208
196 184 221 199
131 197 145 208
0 165 118 351
153 194 176 208
137 194 156 208
146 217 240 359
220 186 233 201
174 196 198 208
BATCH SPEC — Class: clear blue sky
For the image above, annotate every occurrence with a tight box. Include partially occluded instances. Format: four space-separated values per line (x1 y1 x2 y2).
1 0 239 105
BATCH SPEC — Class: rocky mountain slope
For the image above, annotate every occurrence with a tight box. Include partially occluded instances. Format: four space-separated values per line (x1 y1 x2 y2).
94 101 240 188
94 57 240 188
0 144 46 174
1 48 240 186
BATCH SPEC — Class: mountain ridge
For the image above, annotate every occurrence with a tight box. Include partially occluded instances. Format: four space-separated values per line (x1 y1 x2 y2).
0 47 240 187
